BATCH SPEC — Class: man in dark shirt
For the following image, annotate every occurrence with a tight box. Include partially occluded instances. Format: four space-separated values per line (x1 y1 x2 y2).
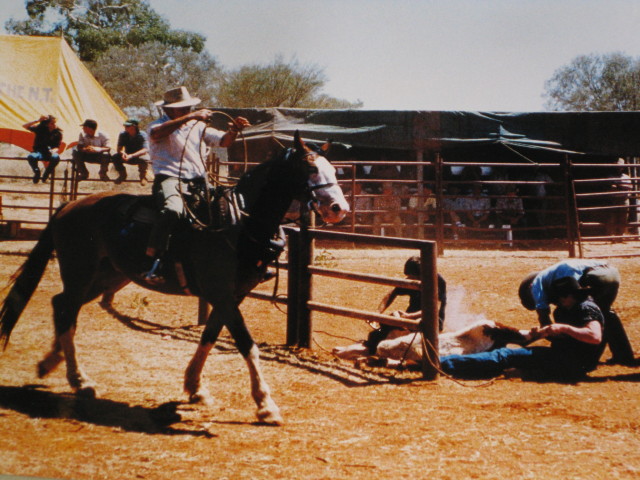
365 256 447 354
111 118 152 185
22 115 63 183
440 276 605 381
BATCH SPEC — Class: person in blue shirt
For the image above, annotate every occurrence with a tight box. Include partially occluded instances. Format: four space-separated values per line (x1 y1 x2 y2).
518 259 634 365
441 276 606 381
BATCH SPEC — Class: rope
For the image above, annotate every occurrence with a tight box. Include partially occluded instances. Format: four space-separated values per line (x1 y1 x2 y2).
419 334 495 388
175 111 249 230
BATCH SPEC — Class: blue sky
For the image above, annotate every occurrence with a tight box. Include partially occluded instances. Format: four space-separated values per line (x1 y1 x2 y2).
4 0 640 111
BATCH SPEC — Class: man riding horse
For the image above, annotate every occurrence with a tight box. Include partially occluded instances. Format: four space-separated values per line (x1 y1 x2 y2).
144 86 251 284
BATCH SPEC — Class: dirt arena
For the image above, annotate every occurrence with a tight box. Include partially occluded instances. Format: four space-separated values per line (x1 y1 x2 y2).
0 240 639 480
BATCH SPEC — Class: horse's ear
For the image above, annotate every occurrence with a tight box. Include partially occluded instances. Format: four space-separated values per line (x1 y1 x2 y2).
293 130 304 151
319 139 332 154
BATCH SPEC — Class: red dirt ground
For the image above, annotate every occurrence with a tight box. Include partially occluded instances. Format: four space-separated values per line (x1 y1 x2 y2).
1 241 639 480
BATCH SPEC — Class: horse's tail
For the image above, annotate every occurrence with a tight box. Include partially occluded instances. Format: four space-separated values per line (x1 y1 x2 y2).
0 211 58 349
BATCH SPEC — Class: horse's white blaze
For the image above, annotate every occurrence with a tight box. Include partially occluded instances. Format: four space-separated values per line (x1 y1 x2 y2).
310 156 349 224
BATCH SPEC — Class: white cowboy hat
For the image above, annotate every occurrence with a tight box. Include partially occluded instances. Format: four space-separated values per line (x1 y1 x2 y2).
155 86 201 108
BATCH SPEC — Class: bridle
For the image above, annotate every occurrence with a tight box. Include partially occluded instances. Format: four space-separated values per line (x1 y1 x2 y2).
300 151 338 219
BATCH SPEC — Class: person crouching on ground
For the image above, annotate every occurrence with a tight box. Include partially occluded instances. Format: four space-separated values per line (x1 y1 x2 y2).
518 259 634 365
365 256 447 355
440 276 605 381
22 115 63 183
143 86 250 284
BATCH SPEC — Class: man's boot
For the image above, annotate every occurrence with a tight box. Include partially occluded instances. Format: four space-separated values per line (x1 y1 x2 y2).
605 311 635 365
114 166 127 184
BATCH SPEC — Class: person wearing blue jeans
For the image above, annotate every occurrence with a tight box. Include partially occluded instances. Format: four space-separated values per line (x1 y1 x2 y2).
441 276 606 381
22 115 63 183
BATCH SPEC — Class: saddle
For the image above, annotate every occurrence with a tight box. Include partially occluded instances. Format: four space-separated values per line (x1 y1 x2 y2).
117 184 245 232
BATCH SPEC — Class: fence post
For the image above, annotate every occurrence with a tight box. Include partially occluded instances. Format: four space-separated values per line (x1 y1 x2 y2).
286 228 300 346
419 244 439 380
434 152 445 255
562 154 578 258
297 224 313 348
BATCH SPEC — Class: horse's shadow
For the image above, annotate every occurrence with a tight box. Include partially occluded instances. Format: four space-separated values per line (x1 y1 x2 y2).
102 303 415 387
0 384 216 437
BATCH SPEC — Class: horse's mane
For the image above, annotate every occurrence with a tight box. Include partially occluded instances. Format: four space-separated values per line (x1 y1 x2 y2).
233 147 296 207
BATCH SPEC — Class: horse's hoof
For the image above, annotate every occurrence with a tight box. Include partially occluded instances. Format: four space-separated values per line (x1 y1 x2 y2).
76 385 97 398
257 408 284 426
189 391 213 406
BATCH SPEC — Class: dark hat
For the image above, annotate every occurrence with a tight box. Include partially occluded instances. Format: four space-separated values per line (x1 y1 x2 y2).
123 118 139 127
80 119 97 130
548 276 589 303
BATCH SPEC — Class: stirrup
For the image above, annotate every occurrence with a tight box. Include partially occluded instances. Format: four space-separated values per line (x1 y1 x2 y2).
144 258 165 285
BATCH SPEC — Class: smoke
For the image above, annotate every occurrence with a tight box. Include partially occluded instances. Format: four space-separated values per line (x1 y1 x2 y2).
442 285 487 333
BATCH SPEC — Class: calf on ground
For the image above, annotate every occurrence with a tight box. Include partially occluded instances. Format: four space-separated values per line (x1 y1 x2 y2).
333 320 540 367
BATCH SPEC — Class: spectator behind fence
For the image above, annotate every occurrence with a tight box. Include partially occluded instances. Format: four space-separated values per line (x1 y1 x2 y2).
525 166 553 237
72 119 111 181
443 184 467 240
372 181 402 237
495 185 525 228
353 181 373 228
22 115 63 183
606 158 633 240
111 118 153 186
464 183 491 228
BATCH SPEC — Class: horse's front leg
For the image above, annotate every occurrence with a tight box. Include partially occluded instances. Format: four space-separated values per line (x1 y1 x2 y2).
184 308 221 405
225 306 282 425
244 343 283 425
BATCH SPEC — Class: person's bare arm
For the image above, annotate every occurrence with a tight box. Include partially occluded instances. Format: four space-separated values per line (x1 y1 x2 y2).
538 320 602 345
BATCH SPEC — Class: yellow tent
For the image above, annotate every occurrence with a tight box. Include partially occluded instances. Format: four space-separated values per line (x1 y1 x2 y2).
0 35 126 152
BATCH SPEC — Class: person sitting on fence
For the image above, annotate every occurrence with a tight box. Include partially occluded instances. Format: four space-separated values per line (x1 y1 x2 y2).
364 256 447 355
111 118 153 185
441 276 606 381
72 119 111 181
372 181 402 237
495 185 525 227
22 115 63 183
464 183 491 228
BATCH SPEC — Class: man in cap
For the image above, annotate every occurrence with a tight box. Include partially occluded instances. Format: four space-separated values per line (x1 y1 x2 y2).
111 118 152 185
518 259 634 365
72 119 111 181
440 276 606 381
144 86 250 284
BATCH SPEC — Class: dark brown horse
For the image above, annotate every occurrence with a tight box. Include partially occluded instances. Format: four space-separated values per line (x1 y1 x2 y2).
0 132 349 425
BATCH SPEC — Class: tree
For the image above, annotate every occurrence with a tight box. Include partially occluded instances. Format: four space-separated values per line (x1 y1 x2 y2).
216 56 362 109
89 42 222 122
544 52 640 111
5 0 205 61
